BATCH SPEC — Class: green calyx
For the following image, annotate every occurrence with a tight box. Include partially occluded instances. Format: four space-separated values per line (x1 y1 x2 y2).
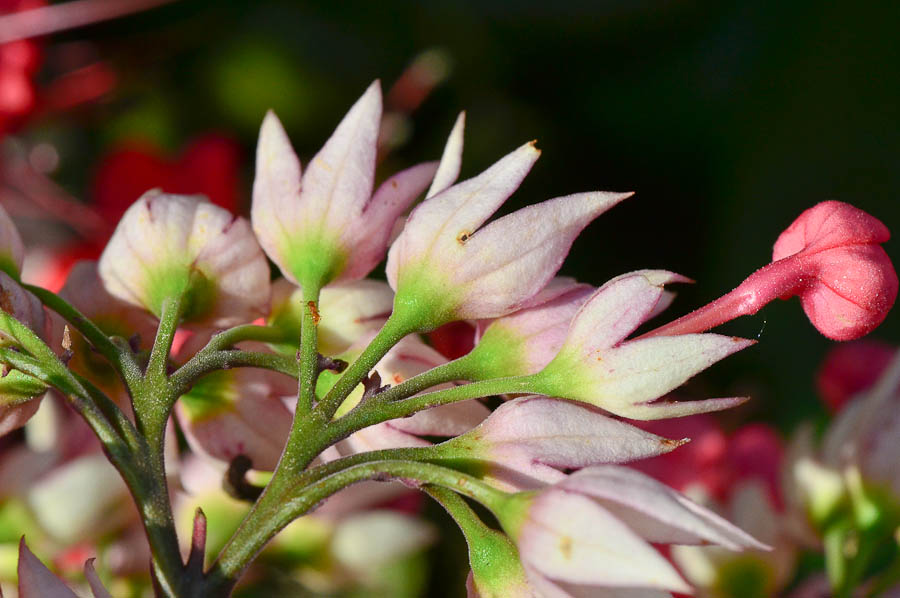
529 347 592 401
145 263 217 324
468 525 530 598
392 263 464 333
465 325 529 380
282 232 348 291
492 491 537 542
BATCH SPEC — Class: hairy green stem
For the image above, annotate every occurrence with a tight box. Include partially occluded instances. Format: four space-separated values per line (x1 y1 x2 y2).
317 310 417 419
332 374 538 441
206 459 508 595
169 349 299 397
370 352 478 404
296 287 321 415
23 283 142 387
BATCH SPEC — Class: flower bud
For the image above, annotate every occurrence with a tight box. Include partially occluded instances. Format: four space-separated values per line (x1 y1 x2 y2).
99 191 271 326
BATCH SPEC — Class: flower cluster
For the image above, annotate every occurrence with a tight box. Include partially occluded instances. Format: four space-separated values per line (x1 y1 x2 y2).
0 80 894 597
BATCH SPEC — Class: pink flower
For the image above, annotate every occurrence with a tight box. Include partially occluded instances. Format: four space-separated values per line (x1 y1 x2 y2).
385 116 630 327
252 81 439 289
435 395 685 490
98 191 271 326
497 466 766 595
645 201 897 341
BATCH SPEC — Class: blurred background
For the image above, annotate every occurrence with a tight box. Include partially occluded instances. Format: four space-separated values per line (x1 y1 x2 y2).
1 0 898 593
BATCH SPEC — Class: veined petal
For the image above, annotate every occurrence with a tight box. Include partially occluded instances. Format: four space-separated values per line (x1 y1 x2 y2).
473 284 593 377
341 161 439 280
386 141 540 291
516 489 691 593
441 396 684 482
558 466 768 551
542 333 753 420
564 271 688 354
449 192 630 319
303 80 381 233
17 539 79 598
251 110 303 277
427 111 465 198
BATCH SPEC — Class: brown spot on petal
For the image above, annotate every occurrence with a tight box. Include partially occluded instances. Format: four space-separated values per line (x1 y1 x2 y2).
308 301 320 325
391 180 399 189
392 373 404 384
456 230 471 244
559 536 573 560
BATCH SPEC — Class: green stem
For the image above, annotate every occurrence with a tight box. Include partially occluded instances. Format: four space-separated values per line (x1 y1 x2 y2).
296 286 321 415
371 352 478 404
332 374 538 440
317 310 417 419
168 350 299 397
23 283 141 387
205 324 291 352
206 459 508 595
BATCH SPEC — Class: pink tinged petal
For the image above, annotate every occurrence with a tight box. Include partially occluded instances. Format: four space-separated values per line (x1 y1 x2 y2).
175 368 295 471
558 466 769 551
27 455 132 544
386 141 540 291
525 567 674 598
391 399 490 437
518 489 691 593
449 192 631 319
556 333 753 420
251 110 303 276
477 284 594 375
427 112 466 198
459 396 684 472
302 80 381 235
340 161 439 280
564 271 688 354
0 394 43 438
17 539 78 598
84 559 111 598
0 204 24 277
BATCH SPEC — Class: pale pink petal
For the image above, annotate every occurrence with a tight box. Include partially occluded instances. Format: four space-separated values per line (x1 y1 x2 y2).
559 466 768 551
427 112 465 198
560 334 753 420
341 161 439 280
525 567 674 598
27 454 133 544
251 110 303 273
175 365 295 471
564 271 687 354
476 284 593 375
84 559 111 598
17 539 79 598
386 141 540 289
330 511 436 569
518 489 690 593
0 393 43 438
0 271 46 343
449 396 684 482
391 399 490 437
450 192 630 319
303 81 381 238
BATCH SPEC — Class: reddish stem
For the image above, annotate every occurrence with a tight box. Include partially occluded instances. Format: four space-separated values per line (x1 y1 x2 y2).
642 257 805 338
